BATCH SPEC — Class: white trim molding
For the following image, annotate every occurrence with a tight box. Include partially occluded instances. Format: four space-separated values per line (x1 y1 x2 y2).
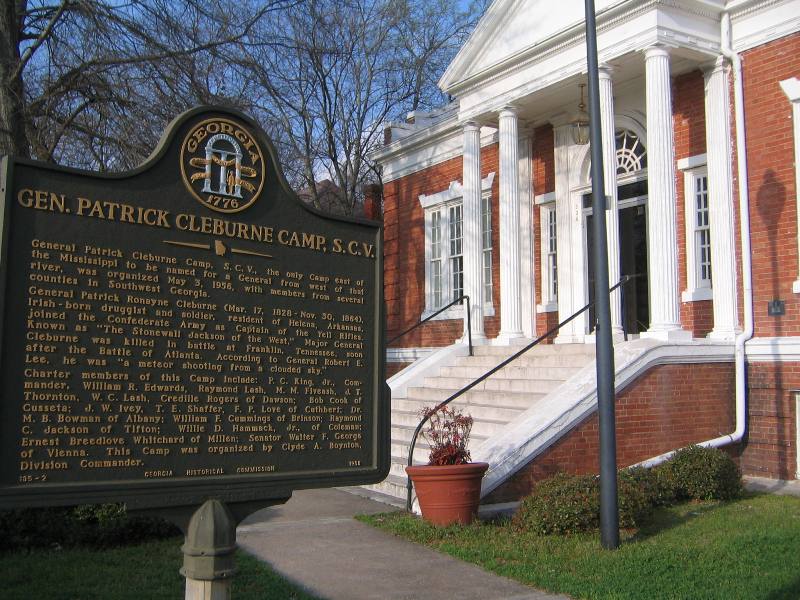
386 347 435 363
373 114 499 183
679 154 713 303
779 77 800 294
746 336 800 362
729 0 800 53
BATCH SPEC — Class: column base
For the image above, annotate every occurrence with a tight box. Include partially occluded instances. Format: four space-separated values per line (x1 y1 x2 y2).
793 280 800 294
583 331 629 344
554 332 585 344
492 332 527 346
458 333 489 346
640 327 693 342
707 328 740 342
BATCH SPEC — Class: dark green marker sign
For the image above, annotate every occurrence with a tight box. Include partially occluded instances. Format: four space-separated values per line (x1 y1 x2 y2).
0 107 389 510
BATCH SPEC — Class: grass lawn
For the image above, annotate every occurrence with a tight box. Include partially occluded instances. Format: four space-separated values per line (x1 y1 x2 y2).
359 493 800 600
1 536 318 600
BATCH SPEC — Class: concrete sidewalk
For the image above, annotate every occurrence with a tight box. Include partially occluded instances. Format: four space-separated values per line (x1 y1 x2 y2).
237 488 568 600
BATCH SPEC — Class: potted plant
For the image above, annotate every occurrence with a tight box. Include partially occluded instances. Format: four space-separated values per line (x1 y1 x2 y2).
405 405 489 526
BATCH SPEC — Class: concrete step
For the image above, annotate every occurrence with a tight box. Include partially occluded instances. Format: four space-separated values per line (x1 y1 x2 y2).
364 473 410 501
391 439 430 463
458 352 595 369
392 410 509 437
368 342 597 504
470 343 595 357
405 385 557 403
438 364 577 381
388 460 422 480
423 377 565 395
391 398 525 421
394 389 545 410
391 423 489 445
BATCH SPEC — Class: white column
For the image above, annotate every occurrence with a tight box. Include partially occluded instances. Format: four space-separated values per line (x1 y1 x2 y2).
496 106 524 343
462 121 486 341
705 57 740 340
519 132 536 339
780 77 800 293
641 46 691 341
598 64 624 338
553 123 584 343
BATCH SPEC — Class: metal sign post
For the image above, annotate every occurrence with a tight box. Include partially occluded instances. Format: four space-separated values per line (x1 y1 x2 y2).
584 0 620 550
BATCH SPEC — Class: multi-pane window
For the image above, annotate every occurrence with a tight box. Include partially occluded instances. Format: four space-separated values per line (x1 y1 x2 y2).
547 208 558 301
449 204 464 302
431 210 443 307
681 160 712 302
539 203 558 308
423 193 493 315
694 175 711 286
481 195 493 303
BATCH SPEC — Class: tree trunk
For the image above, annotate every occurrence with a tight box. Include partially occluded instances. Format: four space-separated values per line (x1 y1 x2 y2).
0 0 29 158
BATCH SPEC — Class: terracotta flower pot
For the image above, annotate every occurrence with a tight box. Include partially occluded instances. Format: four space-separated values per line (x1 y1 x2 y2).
406 462 489 526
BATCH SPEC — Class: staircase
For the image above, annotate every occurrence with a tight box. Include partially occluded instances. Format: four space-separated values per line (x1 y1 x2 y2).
365 342 596 504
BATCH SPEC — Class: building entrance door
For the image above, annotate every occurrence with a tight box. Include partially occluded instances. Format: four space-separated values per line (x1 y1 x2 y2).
585 180 649 335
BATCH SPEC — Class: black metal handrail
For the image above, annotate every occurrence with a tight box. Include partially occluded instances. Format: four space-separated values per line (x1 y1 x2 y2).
405 276 635 511
387 294 473 357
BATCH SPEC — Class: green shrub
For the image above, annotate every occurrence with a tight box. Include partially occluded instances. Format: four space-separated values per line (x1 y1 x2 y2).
514 473 600 535
663 445 742 501
616 471 653 528
621 466 676 508
514 447 742 536
0 504 179 552
514 471 657 535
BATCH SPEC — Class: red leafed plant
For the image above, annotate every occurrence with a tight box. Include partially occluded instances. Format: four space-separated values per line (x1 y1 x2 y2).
420 405 474 466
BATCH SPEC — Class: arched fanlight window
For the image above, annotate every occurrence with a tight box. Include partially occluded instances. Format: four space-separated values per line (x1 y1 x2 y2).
615 129 647 175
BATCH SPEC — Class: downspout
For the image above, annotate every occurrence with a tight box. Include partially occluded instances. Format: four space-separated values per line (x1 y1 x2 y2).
638 11 753 468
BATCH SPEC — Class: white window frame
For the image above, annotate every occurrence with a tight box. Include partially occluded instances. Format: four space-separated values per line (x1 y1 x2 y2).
679 154 713 302
535 192 558 313
419 173 495 320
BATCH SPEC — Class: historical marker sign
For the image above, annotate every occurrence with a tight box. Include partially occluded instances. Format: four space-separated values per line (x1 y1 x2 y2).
0 107 389 510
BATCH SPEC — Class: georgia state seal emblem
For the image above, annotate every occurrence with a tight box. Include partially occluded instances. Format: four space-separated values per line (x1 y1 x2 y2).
180 117 266 213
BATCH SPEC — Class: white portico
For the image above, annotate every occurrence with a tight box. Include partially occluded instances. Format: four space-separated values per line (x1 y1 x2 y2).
430 0 740 344
371 0 800 506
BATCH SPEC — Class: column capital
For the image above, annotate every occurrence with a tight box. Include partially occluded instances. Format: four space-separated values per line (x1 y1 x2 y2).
644 45 671 60
499 105 519 118
463 120 481 133
701 55 727 79
598 63 614 78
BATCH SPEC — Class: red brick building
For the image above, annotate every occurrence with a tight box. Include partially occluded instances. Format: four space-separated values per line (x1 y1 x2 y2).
368 0 800 503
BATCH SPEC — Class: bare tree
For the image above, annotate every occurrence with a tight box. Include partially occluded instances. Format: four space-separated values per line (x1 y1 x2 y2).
1 0 487 213
0 0 294 168
237 0 488 215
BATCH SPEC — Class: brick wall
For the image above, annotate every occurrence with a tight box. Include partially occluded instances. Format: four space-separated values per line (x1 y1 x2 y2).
386 362 409 378
743 32 800 337
383 142 501 348
532 124 557 339
673 69 714 337
743 361 799 479
485 362 736 502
